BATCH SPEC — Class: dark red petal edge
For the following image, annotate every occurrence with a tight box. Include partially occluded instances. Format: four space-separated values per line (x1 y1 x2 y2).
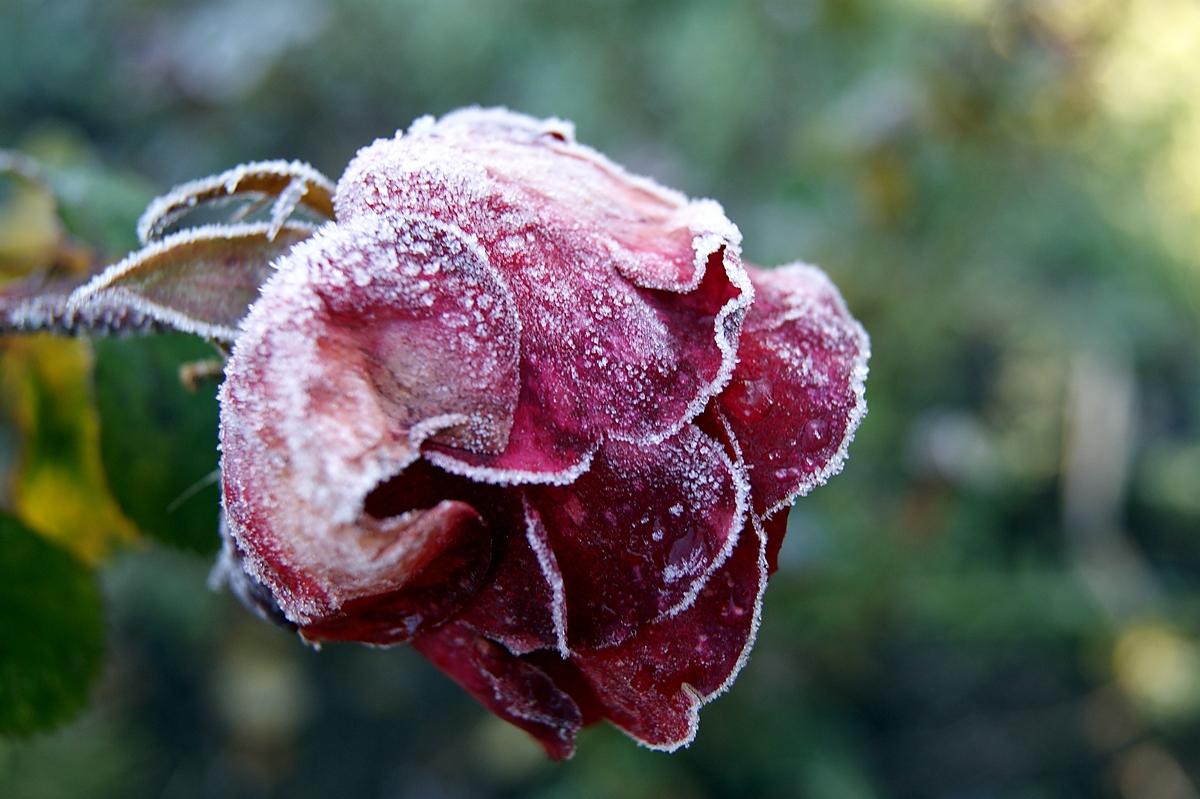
335 109 755 486
570 510 770 750
717 262 870 518
412 620 583 760
522 425 749 651
296 503 493 646
452 498 570 658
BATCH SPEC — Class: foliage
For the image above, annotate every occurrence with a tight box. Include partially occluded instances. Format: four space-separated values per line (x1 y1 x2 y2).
0 513 103 736
92 334 221 554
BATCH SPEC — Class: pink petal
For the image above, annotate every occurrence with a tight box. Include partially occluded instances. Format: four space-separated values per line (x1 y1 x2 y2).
412 621 583 761
523 425 748 650
566 512 769 750
716 263 870 518
219 215 521 626
335 108 753 482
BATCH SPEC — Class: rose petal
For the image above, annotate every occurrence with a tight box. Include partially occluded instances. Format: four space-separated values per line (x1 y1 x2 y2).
412 621 583 761
219 215 521 625
297 505 492 646
716 263 870 518
453 499 569 657
565 512 768 750
335 108 752 482
523 425 748 650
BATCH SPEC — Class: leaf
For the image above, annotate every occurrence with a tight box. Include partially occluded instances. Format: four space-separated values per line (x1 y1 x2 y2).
0 335 138 564
1 149 159 337
0 153 64 279
136 160 336 244
92 334 222 553
69 222 314 342
0 512 104 736
0 149 95 284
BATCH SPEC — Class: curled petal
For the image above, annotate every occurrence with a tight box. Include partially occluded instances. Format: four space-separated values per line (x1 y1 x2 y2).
524 425 748 650
297 507 492 646
219 215 521 625
412 621 583 761
716 263 870 517
335 107 753 482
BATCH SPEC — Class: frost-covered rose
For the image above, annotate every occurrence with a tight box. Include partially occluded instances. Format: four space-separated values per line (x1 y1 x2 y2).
52 108 869 758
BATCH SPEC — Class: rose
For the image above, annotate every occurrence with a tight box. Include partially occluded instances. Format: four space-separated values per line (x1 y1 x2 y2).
43 108 869 758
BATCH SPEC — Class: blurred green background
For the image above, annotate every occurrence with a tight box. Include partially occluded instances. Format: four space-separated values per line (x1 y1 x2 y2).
1 0 1199 796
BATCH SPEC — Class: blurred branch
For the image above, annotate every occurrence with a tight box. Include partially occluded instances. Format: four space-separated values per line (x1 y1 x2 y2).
1061 348 1161 621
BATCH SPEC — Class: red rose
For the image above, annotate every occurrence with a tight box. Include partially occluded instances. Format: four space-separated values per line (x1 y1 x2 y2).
65 108 869 758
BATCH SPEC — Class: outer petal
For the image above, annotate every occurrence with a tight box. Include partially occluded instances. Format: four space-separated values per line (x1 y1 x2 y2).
335 108 753 482
523 425 748 650
716 263 870 518
565 512 769 750
412 621 583 761
219 215 521 627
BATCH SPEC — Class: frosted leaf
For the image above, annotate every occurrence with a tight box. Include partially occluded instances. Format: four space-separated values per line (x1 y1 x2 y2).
0 277 163 336
68 222 314 342
716 263 871 518
219 215 521 625
523 424 748 650
334 107 753 481
137 159 335 244
413 620 583 760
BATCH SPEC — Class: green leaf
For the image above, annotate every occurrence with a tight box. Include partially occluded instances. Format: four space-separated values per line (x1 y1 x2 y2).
92 334 222 554
0 512 104 736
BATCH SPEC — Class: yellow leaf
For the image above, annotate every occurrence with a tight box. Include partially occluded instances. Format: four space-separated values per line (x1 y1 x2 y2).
0 335 138 564
0 172 62 279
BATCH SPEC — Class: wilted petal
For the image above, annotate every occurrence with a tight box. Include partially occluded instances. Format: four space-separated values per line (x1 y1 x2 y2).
335 108 753 482
716 263 870 518
219 215 521 625
523 425 748 650
69 222 313 342
412 620 583 760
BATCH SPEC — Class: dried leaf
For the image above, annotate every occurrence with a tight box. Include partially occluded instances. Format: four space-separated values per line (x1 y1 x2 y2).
1 276 164 337
70 222 314 342
136 160 335 244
